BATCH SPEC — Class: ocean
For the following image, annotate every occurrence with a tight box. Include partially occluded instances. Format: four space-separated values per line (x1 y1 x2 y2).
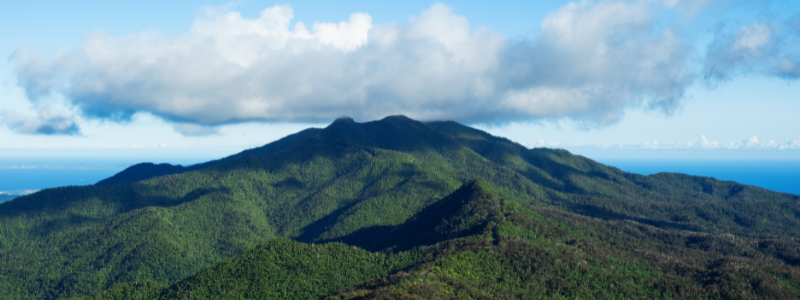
0 168 119 192
0 158 797 197
598 159 800 196
0 158 209 196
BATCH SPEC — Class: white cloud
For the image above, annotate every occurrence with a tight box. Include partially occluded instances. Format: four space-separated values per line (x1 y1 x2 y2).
697 134 719 149
655 134 720 149
0 190 39 196
642 140 660 149
663 0 713 15
733 23 771 51
501 0 693 124
172 123 220 136
189 5 373 66
705 16 800 81
764 139 778 148
722 135 788 149
12 1 698 130
779 135 800 150
744 135 759 147
570 134 800 151
0 106 80 135
704 23 773 81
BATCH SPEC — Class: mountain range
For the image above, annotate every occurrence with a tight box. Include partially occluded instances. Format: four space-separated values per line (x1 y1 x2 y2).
2 115 800 299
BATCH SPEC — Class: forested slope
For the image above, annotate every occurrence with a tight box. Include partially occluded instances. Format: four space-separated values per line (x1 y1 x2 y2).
81 180 800 299
1 115 799 299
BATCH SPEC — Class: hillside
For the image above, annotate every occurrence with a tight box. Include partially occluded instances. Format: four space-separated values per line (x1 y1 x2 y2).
1 115 800 299
80 180 800 299
0 194 18 203
81 180 499 300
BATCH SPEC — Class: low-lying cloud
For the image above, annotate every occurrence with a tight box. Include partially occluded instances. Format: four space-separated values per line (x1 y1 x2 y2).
0 107 80 136
11 1 699 132
171 123 220 137
630 135 800 150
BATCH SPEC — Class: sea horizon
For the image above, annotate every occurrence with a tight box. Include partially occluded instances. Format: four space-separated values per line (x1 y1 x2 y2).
2 157 798 197
598 158 800 196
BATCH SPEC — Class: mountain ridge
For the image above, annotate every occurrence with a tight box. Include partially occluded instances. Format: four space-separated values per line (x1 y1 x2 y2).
96 127 323 185
2 115 800 299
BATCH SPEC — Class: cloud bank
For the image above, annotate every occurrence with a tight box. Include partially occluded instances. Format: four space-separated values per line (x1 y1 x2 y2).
567 134 800 151
627 135 800 150
11 1 699 132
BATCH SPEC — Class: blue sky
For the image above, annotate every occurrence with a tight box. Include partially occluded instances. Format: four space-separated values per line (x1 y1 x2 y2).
1 0 799 161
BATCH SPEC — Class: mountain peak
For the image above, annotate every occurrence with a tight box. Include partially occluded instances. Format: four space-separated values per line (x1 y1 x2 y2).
317 114 460 152
333 116 355 123
379 115 414 122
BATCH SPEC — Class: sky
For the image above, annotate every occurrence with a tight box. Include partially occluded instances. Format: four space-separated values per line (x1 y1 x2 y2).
1 0 799 161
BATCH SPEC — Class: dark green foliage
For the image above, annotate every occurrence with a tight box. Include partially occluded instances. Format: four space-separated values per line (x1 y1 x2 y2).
76 279 167 300
155 238 421 300
86 180 800 299
327 197 800 299
344 178 502 251
3 115 800 299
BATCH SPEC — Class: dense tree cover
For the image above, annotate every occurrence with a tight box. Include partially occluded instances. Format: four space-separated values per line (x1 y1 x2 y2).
77 238 422 300
80 179 800 299
324 184 800 299
2 115 800 299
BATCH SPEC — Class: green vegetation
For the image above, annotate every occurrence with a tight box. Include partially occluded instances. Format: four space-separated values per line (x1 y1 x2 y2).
325 183 800 300
2 115 800 299
78 237 422 300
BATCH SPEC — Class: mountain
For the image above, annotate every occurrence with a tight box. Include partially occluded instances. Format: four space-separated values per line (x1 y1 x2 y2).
0 193 18 203
2 115 800 299
96 128 321 185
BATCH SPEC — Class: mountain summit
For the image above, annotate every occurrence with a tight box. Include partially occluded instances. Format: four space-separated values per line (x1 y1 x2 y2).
2 116 800 299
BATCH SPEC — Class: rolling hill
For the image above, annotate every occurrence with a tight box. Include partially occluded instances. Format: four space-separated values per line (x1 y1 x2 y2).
2 115 800 299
